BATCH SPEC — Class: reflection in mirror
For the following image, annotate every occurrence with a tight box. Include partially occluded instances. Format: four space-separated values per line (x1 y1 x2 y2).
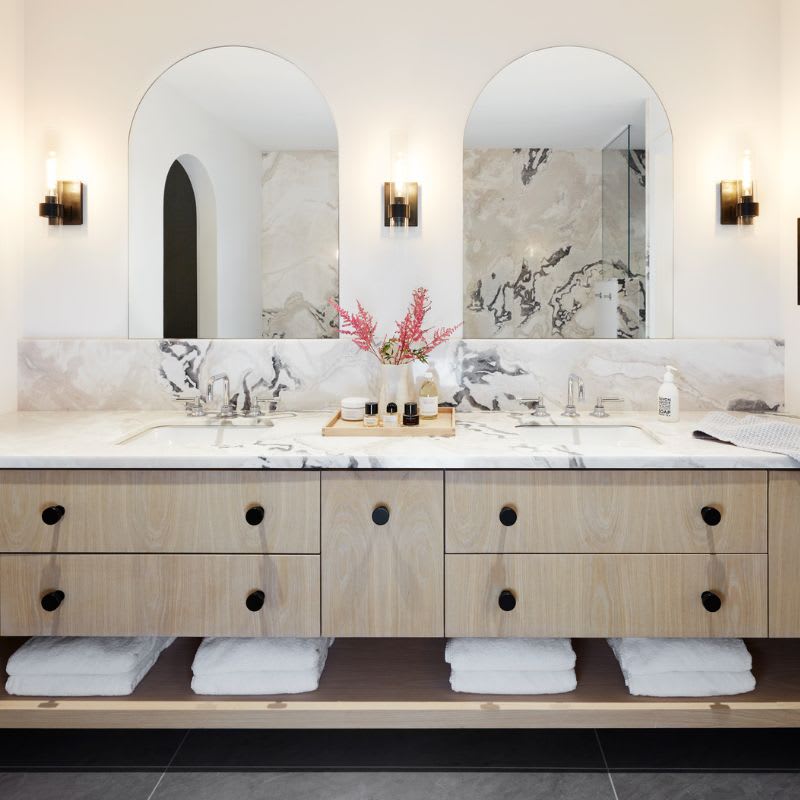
463 47 673 339
129 47 339 339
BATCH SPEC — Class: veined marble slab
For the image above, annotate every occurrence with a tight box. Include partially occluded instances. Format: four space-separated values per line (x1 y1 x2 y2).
18 338 784 414
0 410 794 470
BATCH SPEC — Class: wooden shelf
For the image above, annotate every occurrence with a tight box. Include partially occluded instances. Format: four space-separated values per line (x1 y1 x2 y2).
2 637 800 728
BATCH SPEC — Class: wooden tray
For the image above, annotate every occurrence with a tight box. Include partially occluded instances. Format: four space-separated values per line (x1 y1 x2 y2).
322 407 456 437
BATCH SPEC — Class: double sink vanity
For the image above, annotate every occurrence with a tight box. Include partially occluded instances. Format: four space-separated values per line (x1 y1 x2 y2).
0 404 798 729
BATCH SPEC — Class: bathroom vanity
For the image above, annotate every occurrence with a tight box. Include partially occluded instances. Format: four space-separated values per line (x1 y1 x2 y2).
0 409 798 729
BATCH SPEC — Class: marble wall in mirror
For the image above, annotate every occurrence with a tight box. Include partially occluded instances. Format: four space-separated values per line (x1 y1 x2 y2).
463 47 673 339
129 47 339 339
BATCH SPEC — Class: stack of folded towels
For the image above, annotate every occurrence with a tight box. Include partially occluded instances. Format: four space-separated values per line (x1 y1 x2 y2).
445 638 577 694
191 636 333 695
608 637 756 697
5 636 175 696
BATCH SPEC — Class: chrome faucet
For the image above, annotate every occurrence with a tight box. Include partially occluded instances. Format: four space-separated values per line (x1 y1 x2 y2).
206 373 237 418
562 373 585 417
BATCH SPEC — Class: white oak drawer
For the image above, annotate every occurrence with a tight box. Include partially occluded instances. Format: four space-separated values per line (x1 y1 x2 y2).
321 471 444 636
0 554 320 637
445 470 767 553
445 553 767 638
0 470 320 553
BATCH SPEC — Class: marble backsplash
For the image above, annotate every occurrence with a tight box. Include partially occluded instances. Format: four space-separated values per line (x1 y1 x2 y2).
17 338 784 414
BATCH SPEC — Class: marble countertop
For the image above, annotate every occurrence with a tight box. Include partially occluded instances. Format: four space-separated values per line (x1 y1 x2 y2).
0 409 795 470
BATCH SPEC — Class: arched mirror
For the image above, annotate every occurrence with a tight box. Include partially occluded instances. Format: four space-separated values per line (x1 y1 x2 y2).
129 46 339 339
463 46 673 339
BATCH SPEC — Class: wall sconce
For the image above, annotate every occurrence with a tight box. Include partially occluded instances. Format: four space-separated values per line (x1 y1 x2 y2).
38 152 84 225
383 135 418 227
720 149 760 225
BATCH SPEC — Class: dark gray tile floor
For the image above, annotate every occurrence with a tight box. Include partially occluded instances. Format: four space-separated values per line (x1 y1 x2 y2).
0 729 799 799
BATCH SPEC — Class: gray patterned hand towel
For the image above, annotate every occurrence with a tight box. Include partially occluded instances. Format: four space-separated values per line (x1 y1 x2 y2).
693 412 800 463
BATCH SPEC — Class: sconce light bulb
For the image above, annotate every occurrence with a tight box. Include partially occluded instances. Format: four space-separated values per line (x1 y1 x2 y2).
741 149 753 197
392 154 408 199
45 151 58 196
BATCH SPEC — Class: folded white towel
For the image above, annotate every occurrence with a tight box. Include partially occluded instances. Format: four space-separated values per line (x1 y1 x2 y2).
449 669 577 695
608 638 751 675
191 637 333 676
5 637 174 696
693 412 800 463
622 669 756 697
191 668 323 696
6 636 175 677
445 638 575 672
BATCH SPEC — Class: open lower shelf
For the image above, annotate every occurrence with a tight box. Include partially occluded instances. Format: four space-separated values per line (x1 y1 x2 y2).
1 637 800 728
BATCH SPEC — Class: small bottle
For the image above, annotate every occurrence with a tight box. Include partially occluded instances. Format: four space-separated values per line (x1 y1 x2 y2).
657 366 680 422
419 370 439 420
382 402 398 427
403 401 420 426
363 401 379 427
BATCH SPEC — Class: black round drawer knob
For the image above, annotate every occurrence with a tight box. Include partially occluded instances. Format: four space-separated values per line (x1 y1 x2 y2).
701 506 722 526
701 590 722 613
372 505 390 526
245 505 265 526
41 505 65 526
246 590 265 612
40 590 65 612
499 506 518 527
498 589 517 612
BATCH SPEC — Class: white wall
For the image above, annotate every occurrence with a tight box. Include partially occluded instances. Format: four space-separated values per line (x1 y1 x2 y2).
21 0 782 340
780 0 800 411
0 0 23 411
129 82 262 338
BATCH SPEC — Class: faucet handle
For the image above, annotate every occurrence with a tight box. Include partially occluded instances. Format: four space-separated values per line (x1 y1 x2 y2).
175 395 206 417
590 396 623 418
520 395 549 417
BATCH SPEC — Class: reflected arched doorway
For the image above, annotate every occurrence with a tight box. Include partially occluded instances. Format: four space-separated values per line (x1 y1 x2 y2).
161 154 217 338
163 160 197 339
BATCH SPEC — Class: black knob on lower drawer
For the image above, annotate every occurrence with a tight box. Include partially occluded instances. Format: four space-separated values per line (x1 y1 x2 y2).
246 590 265 612
372 505 390 526
499 506 518 527
40 590 65 612
701 506 722 526
245 505 265 526
498 589 517 612
701 590 722 613
41 505 65 526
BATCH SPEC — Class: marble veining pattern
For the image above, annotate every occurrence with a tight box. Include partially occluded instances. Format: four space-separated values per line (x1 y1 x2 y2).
464 148 646 339
260 150 339 339
0 410 794 470
17 338 784 415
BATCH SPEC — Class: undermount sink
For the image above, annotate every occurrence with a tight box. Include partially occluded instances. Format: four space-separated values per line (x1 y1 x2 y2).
515 423 660 448
118 420 279 448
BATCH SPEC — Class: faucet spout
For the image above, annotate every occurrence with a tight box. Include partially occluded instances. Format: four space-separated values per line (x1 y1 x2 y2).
206 373 236 418
562 373 584 417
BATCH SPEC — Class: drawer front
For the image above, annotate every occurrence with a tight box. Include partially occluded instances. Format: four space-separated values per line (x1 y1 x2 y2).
0 470 320 553
0 554 320 636
321 471 444 636
445 470 766 553
445 553 767 637
768 472 800 636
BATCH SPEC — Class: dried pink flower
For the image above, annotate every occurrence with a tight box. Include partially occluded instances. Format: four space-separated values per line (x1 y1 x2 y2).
330 289 461 364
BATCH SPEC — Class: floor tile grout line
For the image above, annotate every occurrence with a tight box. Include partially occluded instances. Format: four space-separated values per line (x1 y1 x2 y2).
594 729 620 800
145 729 191 800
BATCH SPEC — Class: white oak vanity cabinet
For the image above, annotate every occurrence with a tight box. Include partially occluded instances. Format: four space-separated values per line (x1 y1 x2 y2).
0 467 790 639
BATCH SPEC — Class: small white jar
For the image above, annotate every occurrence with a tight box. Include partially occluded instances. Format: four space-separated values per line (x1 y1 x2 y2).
341 396 370 421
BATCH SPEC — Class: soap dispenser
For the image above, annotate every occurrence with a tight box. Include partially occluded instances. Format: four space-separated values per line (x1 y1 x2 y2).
657 366 680 422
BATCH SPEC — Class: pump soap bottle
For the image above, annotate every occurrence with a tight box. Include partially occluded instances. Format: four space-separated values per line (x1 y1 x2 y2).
657 366 680 422
419 370 439 420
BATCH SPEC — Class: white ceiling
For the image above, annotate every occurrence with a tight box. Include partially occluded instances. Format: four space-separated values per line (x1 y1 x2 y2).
464 47 665 150
158 47 338 151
